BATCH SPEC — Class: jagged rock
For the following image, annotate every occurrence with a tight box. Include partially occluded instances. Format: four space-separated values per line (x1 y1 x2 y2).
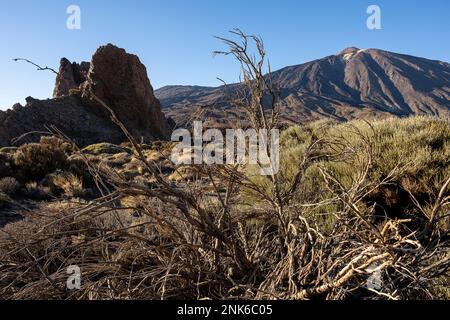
0 44 171 147
53 58 90 98
80 44 170 140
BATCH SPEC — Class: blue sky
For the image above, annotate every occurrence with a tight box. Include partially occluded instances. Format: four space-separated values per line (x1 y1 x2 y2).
0 0 449 109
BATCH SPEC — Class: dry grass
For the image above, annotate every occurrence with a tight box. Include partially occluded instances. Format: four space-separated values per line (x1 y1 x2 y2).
52 173 85 198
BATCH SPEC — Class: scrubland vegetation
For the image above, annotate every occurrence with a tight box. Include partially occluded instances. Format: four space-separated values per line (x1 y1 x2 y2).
0 31 448 300
0 115 448 300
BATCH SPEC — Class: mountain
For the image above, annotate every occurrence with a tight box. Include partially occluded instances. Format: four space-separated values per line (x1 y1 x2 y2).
156 47 450 127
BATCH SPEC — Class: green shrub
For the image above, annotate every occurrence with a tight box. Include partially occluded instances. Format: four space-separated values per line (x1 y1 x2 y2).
82 143 131 155
244 116 450 232
14 136 69 181
285 116 450 198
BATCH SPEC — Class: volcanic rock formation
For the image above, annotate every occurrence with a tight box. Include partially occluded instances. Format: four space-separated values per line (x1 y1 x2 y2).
53 58 90 98
79 44 169 139
0 44 171 147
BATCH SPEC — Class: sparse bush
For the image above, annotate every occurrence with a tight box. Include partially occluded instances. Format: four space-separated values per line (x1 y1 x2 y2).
40 136 73 154
244 116 450 230
13 136 69 180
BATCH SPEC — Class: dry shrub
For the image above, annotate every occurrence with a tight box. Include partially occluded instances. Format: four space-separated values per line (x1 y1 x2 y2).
0 177 19 196
13 136 69 180
52 172 85 198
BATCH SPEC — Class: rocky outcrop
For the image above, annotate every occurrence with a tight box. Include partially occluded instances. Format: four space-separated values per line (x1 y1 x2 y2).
0 96 125 147
80 44 169 139
53 58 90 98
0 44 171 147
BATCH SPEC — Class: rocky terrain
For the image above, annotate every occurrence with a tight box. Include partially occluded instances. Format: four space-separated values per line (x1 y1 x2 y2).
0 44 171 147
156 47 450 127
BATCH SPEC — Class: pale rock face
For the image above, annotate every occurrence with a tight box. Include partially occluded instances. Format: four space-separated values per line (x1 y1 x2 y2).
340 47 368 62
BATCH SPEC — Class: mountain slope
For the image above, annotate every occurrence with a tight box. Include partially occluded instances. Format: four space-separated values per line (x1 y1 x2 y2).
156 47 450 127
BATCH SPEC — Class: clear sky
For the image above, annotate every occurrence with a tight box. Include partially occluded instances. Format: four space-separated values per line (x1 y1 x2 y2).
0 0 449 109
